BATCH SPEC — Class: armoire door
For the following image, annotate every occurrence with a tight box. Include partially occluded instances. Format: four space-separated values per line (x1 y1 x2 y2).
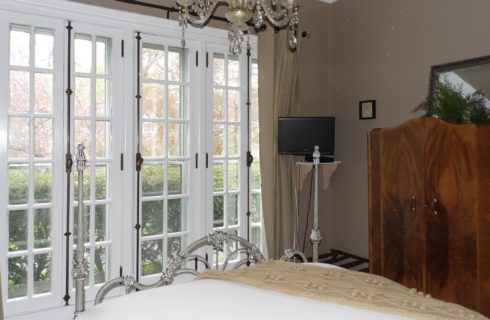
369 118 425 290
424 118 478 309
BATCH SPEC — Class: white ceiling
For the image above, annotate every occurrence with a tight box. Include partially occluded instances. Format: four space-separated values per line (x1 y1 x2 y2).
316 0 338 3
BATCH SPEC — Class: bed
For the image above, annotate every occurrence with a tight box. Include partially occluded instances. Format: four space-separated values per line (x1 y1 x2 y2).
72 147 488 320
72 230 487 320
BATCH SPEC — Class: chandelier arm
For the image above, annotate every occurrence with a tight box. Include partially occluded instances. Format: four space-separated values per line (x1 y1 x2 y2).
259 1 295 28
181 1 222 25
264 11 293 28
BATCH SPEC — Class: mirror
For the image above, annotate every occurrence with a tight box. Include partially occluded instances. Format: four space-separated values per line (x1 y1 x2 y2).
423 55 490 124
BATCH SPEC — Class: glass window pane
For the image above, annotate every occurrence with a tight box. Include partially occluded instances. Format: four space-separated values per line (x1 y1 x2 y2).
227 194 238 226
10 24 30 67
8 117 30 159
95 205 108 242
9 210 28 251
228 56 240 87
8 256 28 299
213 88 225 121
33 253 52 294
34 73 53 114
213 162 224 192
96 121 111 159
142 83 164 119
35 28 54 69
96 37 111 75
168 162 187 195
73 204 90 244
75 34 92 73
251 61 259 90
141 240 163 276
228 125 239 156
213 54 225 86
167 237 185 260
168 198 187 233
9 164 29 205
168 123 188 157
74 77 91 116
96 79 112 116
251 123 260 157
251 192 262 223
251 90 259 122
213 195 224 228
34 118 53 159
74 119 91 159
95 165 108 200
228 90 240 122
10 70 30 113
142 44 165 80
213 124 224 157
34 165 52 203
168 85 186 120
251 226 261 247
142 163 164 197
142 122 165 157
168 48 182 82
34 208 51 248
226 229 239 258
94 246 109 284
228 161 239 191
142 200 163 237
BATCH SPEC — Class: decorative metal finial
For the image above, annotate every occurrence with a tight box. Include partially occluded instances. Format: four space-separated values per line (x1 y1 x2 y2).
76 144 87 172
313 145 320 165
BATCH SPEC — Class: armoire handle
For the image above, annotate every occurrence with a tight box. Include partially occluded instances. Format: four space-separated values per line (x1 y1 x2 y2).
433 197 438 215
410 195 416 212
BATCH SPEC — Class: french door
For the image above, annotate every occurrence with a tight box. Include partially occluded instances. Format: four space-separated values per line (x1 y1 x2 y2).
205 44 262 263
0 12 65 314
68 22 124 300
135 33 200 282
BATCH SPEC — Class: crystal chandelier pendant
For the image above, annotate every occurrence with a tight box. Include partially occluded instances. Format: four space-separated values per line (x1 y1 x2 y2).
228 22 249 55
176 0 300 54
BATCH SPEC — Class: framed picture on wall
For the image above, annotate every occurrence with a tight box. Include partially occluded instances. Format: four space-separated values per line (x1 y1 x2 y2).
359 100 376 120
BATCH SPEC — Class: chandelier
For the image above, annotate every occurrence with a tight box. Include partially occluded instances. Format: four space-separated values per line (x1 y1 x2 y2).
176 0 300 54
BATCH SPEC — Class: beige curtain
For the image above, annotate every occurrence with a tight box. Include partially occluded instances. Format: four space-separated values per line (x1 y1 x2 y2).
258 28 300 259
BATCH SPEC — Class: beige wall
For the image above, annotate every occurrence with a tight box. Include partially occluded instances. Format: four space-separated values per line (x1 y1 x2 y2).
294 0 333 257
329 0 490 257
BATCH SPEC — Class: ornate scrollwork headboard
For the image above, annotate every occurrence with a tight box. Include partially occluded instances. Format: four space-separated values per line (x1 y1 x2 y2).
93 230 265 305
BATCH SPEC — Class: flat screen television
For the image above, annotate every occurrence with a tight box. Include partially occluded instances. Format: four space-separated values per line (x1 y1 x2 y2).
278 117 335 162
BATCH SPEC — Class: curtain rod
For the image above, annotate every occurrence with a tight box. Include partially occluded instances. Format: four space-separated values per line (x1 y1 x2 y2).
115 0 233 24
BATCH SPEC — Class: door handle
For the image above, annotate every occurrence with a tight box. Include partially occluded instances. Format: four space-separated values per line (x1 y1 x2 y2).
410 195 416 213
432 197 438 215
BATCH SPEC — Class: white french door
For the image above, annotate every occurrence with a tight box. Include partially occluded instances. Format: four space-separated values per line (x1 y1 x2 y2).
205 44 250 263
136 33 200 282
0 12 64 314
68 22 124 299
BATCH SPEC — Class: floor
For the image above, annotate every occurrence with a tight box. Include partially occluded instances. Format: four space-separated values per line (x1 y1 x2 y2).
317 249 370 272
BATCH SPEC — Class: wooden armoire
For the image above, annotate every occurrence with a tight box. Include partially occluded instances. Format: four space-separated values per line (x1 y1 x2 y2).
368 117 490 316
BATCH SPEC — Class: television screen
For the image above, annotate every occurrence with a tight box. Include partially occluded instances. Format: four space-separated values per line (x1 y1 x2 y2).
278 117 335 159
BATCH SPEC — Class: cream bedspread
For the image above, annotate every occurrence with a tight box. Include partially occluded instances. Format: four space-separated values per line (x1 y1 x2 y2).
199 260 487 320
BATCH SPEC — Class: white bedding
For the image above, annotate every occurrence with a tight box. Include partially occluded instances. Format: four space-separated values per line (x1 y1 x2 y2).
78 264 411 320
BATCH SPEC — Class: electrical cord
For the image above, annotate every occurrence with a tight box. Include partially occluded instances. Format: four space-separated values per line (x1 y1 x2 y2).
302 168 315 252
